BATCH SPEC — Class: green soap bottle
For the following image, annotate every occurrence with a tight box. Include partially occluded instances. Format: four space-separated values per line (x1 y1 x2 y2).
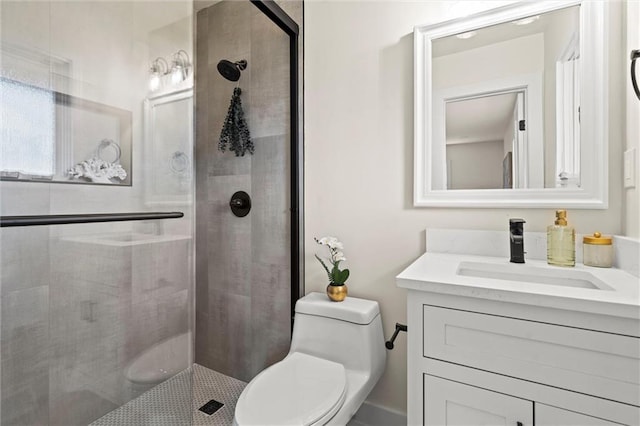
547 210 575 267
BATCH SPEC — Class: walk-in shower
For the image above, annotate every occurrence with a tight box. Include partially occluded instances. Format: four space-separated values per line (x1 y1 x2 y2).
0 0 301 424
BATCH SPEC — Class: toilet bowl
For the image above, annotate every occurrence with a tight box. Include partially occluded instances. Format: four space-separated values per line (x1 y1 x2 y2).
234 292 386 425
124 332 192 396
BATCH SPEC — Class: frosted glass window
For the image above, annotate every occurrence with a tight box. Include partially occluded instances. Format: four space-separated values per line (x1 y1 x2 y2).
0 78 55 175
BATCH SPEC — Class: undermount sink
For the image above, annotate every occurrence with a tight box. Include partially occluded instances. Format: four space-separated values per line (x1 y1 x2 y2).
456 261 613 291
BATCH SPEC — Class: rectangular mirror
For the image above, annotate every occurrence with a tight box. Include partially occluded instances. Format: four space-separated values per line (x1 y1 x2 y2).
414 0 608 208
144 89 193 205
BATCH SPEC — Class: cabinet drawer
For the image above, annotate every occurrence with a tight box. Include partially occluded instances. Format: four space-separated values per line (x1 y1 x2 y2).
424 375 533 426
423 305 640 406
536 404 622 425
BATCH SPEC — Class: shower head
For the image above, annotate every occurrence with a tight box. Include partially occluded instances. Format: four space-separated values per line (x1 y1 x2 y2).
217 59 247 82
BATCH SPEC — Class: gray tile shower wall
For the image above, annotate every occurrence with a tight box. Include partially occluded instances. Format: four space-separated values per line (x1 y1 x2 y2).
194 0 301 383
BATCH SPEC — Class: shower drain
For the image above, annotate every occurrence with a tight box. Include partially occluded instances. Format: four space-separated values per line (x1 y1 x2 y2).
199 399 224 416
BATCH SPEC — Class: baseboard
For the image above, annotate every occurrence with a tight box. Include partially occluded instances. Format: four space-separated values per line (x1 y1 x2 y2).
350 401 407 426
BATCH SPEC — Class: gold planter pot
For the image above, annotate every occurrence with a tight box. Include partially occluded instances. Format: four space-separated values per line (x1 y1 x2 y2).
326 284 348 302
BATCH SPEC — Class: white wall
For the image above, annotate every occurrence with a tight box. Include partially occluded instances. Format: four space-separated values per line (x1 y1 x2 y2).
433 33 544 90
305 0 626 413
625 1 640 237
447 140 504 189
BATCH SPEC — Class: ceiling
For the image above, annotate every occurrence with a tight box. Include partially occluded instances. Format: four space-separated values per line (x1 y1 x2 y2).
433 5 579 58
445 92 517 145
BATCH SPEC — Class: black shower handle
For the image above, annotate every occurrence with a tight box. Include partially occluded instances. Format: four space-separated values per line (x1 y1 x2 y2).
229 191 251 217
230 198 247 208
631 49 640 101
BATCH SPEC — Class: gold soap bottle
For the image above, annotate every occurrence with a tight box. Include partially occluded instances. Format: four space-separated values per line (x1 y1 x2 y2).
547 210 575 267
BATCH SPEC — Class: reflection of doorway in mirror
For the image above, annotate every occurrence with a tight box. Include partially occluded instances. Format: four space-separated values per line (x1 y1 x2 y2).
443 90 530 190
556 33 581 188
513 91 526 189
434 72 543 191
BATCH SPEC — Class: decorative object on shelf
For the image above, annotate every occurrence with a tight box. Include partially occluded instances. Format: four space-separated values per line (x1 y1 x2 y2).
583 232 613 268
326 284 348 303
67 139 127 184
68 157 127 184
148 50 192 92
314 236 350 302
218 87 253 156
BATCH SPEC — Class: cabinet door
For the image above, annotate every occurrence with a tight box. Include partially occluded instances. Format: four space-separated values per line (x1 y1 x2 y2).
424 375 533 426
536 404 624 425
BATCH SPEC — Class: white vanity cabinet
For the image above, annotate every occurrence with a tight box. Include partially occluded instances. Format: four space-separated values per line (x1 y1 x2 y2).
424 375 533 426
424 375 622 426
404 291 640 426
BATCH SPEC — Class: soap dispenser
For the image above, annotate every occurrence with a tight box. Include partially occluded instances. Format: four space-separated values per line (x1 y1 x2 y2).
547 210 575 267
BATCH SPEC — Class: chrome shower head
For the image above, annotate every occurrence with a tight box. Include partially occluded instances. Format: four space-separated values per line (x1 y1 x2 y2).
217 59 247 82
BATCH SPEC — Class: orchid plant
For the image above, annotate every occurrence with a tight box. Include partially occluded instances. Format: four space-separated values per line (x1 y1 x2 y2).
314 236 350 286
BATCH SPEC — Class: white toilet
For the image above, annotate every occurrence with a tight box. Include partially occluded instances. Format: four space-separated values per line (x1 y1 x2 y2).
234 292 387 426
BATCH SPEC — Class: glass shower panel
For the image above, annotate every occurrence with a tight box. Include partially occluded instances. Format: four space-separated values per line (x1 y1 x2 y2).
1 1 194 424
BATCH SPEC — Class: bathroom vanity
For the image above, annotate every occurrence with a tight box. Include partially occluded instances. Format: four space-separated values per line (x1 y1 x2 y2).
397 232 640 426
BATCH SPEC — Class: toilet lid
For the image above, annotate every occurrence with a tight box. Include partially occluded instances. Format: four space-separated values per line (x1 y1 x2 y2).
235 352 347 426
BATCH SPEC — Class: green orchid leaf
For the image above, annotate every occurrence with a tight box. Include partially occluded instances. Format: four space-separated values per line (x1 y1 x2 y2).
315 254 332 281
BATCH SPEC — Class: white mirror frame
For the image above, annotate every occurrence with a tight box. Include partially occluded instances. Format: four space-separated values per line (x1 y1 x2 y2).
414 0 608 208
144 88 194 206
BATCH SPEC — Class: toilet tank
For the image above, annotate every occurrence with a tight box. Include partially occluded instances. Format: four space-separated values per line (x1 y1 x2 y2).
289 293 386 376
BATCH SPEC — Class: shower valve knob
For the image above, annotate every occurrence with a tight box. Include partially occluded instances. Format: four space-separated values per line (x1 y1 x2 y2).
229 191 251 217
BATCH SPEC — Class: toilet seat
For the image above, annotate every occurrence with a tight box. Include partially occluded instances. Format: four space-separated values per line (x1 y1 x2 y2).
235 352 347 426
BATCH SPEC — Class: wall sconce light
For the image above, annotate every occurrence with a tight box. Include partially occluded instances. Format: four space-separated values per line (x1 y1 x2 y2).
148 50 191 92
149 57 169 92
170 50 191 85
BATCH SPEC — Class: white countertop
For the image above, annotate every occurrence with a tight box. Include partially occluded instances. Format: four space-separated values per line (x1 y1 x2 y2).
397 252 640 320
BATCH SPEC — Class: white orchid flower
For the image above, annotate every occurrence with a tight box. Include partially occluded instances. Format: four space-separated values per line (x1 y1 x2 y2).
325 237 343 250
317 237 329 245
332 251 346 262
316 236 344 249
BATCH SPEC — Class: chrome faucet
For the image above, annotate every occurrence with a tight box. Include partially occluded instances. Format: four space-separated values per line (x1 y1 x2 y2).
509 218 526 263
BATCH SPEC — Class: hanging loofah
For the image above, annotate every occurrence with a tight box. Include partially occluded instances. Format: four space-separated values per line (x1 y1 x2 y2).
218 87 254 156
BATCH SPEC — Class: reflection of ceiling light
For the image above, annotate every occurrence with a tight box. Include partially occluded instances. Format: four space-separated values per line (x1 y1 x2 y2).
512 15 540 26
456 31 477 40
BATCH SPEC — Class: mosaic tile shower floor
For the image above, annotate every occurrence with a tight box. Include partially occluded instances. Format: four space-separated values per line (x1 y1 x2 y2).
90 364 246 426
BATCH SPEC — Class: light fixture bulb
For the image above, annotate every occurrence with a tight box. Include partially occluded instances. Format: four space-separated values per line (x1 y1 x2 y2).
170 64 184 85
512 15 540 26
149 72 161 92
456 31 477 40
